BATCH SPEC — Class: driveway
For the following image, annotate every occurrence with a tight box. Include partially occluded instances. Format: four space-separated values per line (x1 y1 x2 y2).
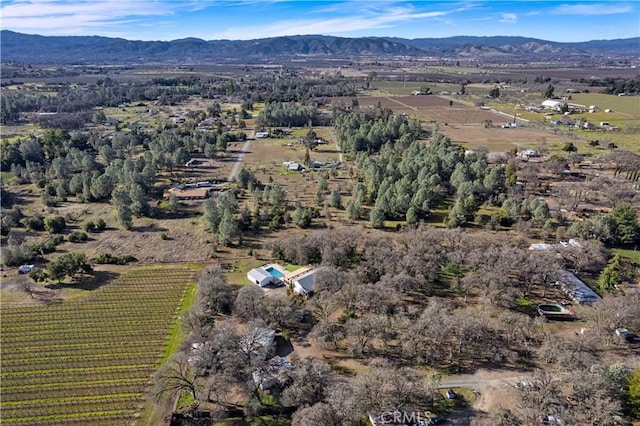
227 137 254 182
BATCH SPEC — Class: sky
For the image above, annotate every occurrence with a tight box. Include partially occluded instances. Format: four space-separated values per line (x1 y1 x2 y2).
1 0 639 43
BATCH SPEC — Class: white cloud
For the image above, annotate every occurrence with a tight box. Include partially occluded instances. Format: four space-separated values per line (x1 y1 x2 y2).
211 3 464 39
552 3 635 15
499 13 517 23
0 0 199 35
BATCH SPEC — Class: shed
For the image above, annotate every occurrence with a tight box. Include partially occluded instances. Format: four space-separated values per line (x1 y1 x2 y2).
247 268 274 287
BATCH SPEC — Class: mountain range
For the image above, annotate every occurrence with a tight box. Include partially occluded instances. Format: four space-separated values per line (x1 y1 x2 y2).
1 30 638 64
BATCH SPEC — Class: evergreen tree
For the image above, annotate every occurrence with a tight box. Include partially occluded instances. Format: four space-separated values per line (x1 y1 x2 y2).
369 207 385 229
217 210 237 246
544 84 555 98
329 188 342 209
598 254 623 293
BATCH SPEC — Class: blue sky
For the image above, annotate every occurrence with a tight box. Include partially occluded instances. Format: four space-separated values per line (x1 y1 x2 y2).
1 1 638 42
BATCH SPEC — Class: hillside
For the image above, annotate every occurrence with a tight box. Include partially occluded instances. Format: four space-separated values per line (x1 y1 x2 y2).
1 30 638 64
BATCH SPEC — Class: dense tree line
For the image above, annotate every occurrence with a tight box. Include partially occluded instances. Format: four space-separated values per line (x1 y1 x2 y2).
572 76 640 95
333 105 421 153
256 102 319 127
0 71 358 126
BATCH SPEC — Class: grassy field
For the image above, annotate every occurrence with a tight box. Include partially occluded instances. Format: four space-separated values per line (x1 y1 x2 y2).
612 248 640 265
569 93 640 116
0 266 196 426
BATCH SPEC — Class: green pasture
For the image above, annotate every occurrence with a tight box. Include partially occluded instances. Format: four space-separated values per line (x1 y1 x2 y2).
569 93 640 116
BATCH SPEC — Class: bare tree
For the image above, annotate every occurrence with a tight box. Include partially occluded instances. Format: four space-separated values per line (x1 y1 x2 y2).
291 402 341 426
197 264 235 315
307 292 339 321
262 293 300 329
326 362 440 423
234 285 265 321
153 352 204 402
310 318 344 349
583 293 640 347
281 357 333 407
344 314 387 356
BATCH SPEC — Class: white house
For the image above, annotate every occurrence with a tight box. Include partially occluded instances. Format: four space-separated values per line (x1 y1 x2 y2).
292 269 317 295
247 267 274 287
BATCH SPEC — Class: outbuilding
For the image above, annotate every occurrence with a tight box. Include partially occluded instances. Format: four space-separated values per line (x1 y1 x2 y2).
541 100 563 111
247 268 274 287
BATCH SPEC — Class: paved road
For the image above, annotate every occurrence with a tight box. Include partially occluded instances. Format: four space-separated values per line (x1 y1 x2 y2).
227 137 254 182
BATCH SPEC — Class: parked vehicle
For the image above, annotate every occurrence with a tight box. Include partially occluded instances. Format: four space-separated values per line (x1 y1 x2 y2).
18 265 35 274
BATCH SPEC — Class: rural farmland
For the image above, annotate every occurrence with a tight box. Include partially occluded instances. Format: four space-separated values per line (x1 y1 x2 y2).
0 266 196 425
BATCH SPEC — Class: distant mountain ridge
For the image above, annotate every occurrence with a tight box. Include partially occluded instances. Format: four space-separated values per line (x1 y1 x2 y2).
1 30 638 64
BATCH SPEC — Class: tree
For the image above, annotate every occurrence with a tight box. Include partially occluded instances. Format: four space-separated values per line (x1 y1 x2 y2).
282 357 333 407
489 87 500 98
236 167 253 189
153 353 203 402
598 254 623 293
628 369 640 419
197 265 235 315
369 207 385 229
112 188 133 230
44 216 66 234
234 285 265 321
329 188 342 209
291 403 340 426
268 184 286 206
168 194 180 214
544 84 555 99
217 210 237 246
344 314 386 356
47 252 92 283
347 200 361 220
127 183 149 217
292 202 313 228
608 202 640 245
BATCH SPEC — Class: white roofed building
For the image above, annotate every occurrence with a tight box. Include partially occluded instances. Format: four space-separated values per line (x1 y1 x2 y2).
247 267 275 287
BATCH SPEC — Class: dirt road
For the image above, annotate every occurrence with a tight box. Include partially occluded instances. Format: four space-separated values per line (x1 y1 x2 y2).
227 137 254 182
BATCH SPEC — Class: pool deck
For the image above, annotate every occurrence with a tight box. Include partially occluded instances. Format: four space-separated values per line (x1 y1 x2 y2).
261 263 313 284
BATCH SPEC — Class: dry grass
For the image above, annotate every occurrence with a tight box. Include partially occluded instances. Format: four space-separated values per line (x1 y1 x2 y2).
438 124 578 152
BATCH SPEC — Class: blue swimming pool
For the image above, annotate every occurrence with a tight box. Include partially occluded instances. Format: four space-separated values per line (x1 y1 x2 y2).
265 266 284 279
